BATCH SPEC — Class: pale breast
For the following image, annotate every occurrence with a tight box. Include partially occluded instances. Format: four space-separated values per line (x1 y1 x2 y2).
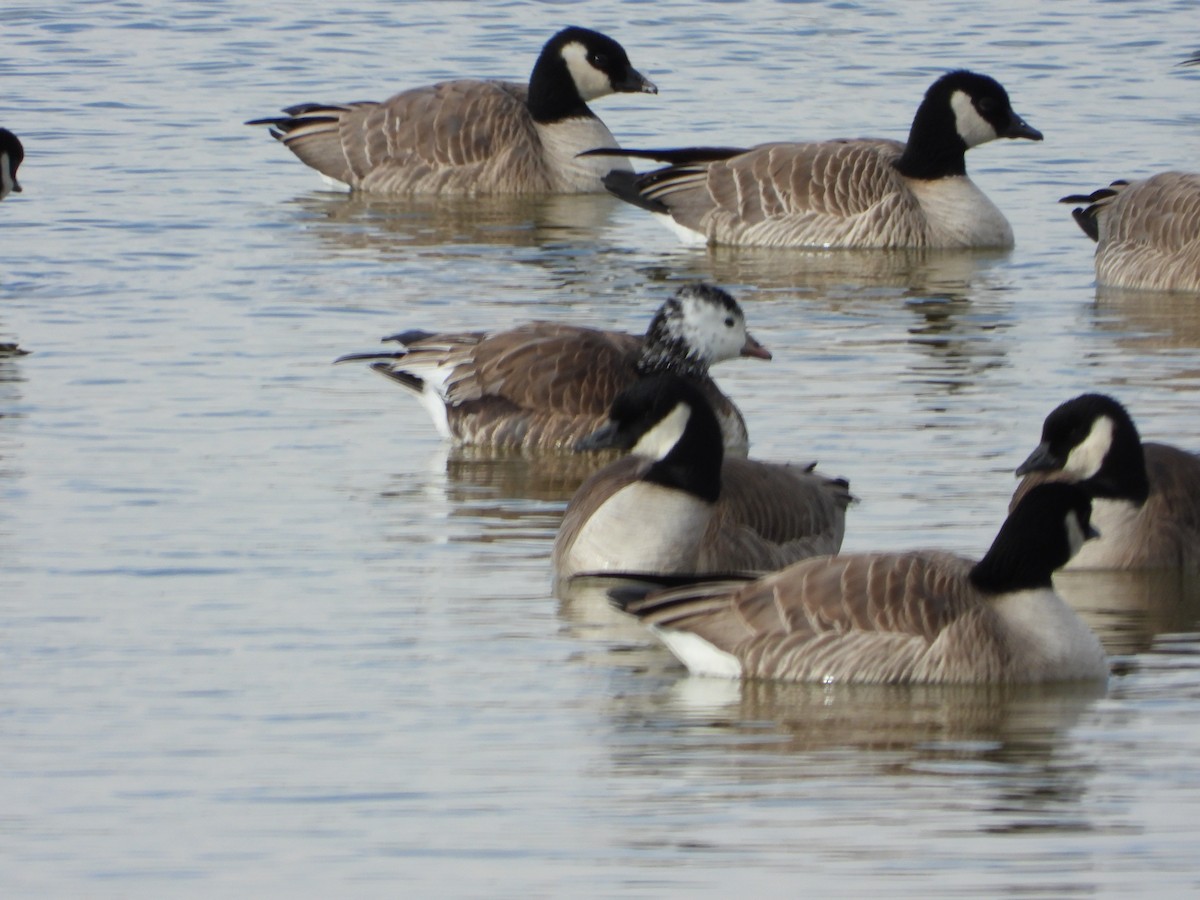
905 176 1015 249
1064 498 1145 569
534 117 634 193
556 482 710 578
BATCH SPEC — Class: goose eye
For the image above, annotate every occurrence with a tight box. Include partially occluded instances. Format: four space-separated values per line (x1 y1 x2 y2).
589 52 609 68
976 97 996 115
724 317 735 327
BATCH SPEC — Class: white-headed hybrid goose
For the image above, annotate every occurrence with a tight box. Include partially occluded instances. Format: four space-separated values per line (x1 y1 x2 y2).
552 374 853 581
0 129 23 200
611 482 1108 685
1012 393 1200 570
1060 172 1200 292
335 283 770 454
247 27 656 195
589 70 1042 248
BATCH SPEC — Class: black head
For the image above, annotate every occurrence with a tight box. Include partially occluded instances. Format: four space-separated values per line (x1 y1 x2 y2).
971 483 1098 593
528 27 657 123
896 70 1041 179
575 374 723 502
0 128 24 199
1015 393 1148 503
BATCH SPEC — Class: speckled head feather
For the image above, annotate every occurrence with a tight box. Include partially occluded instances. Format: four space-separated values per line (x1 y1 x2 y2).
638 283 767 378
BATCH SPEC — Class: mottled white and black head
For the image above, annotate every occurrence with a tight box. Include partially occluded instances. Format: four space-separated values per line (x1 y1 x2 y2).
0 128 24 200
896 70 1042 180
1016 393 1149 503
528 27 657 122
576 374 723 502
972 483 1098 593
638 283 771 378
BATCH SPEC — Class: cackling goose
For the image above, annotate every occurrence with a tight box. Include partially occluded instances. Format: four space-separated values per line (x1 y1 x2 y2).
247 27 656 195
590 70 1042 248
336 283 769 454
1013 393 1200 570
0 129 23 200
552 374 853 581
1061 172 1200 292
611 482 1108 685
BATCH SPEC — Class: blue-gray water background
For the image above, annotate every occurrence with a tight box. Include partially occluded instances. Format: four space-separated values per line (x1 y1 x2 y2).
4 1 1200 896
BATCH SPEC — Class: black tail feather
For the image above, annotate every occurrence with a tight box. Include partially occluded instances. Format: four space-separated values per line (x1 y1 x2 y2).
579 146 746 165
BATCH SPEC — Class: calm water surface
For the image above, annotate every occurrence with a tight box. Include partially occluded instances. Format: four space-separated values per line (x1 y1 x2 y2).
4 1 1200 896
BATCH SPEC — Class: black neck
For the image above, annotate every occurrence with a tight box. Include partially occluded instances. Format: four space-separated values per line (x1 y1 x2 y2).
643 407 723 504
527 53 593 123
893 97 968 180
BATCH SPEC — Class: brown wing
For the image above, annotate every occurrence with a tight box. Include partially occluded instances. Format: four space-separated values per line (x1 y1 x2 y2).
1143 442 1200 567
701 458 852 568
628 553 1011 683
1094 172 1200 291
401 323 639 450
1103 173 1200 252
440 323 641 414
274 80 553 193
643 139 925 247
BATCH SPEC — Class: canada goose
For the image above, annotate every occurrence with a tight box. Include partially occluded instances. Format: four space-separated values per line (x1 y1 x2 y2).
552 374 853 581
1013 393 1200 570
247 27 656 195
588 70 1042 248
611 483 1108 685
1060 172 1200 292
0 129 23 200
335 283 769 454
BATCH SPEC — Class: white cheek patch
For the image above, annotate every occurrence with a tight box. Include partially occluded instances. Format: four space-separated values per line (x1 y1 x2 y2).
950 90 999 148
1064 416 1114 480
631 401 691 461
560 42 614 102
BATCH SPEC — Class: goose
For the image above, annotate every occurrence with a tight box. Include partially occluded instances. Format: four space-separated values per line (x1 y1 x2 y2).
610 482 1108 685
246 27 656 195
1060 172 1200 292
1012 393 1200 570
552 374 853 581
0 129 23 200
335 283 769 454
587 70 1042 248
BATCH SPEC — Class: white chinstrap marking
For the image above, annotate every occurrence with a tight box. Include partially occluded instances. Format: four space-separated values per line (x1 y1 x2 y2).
631 401 691 461
950 90 999 148
560 42 613 101
1064 415 1115 480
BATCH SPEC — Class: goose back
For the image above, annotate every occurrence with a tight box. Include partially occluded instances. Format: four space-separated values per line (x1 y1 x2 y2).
596 70 1039 249
248 27 655 195
338 283 762 454
613 484 1108 684
552 454 853 578
1064 172 1200 292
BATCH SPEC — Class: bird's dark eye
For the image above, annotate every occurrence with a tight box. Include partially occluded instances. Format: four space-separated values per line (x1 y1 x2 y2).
977 97 997 115
724 317 735 327
589 53 609 68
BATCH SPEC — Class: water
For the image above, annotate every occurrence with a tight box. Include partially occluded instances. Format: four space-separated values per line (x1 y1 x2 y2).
3 1 1200 895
